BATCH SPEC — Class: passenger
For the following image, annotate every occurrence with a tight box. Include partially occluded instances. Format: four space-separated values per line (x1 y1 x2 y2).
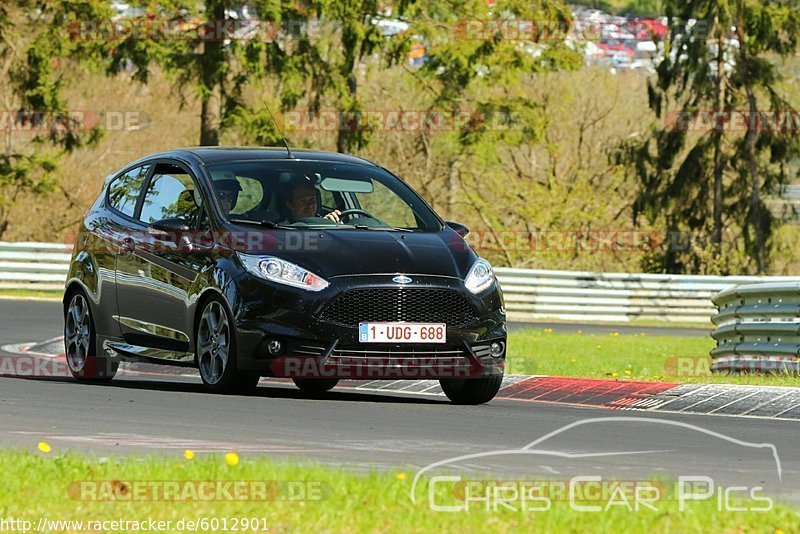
215 179 242 215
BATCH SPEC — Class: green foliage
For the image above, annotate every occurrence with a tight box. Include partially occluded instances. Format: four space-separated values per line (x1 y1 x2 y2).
0 1 105 238
621 0 800 274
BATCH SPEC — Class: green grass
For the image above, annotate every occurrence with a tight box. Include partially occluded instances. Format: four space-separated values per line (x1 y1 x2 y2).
1 451 797 533
507 328 800 387
0 288 63 300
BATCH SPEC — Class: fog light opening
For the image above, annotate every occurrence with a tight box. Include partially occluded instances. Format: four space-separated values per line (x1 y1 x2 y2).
267 339 283 355
490 341 505 358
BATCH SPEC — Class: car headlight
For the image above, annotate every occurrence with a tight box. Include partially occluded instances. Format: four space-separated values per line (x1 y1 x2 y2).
237 253 329 291
465 258 494 294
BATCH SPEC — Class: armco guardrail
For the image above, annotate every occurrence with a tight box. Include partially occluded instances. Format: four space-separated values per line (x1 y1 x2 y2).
711 282 800 373
494 268 796 323
0 242 73 291
0 240 791 325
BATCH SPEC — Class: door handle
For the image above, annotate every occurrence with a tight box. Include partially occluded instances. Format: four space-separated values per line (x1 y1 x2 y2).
121 237 135 253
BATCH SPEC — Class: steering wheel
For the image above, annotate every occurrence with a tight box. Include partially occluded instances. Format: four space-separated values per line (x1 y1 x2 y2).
337 208 375 221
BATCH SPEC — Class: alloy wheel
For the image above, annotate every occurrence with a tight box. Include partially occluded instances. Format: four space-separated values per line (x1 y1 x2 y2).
65 293 91 373
198 301 231 385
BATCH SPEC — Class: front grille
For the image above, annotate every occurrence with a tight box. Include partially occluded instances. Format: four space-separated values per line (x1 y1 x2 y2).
319 288 480 327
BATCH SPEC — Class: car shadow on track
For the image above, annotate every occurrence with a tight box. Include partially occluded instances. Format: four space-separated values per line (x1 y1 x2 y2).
3 374 449 405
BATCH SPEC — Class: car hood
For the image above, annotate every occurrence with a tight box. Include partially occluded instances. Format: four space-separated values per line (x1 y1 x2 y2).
233 226 478 280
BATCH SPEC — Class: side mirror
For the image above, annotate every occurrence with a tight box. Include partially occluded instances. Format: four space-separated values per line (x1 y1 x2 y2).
446 221 469 237
151 217 191 233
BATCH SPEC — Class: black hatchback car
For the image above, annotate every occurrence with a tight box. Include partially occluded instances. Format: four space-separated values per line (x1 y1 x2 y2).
63 148 506 404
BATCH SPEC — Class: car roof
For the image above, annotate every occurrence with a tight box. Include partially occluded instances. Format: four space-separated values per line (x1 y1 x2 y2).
144 147 379 167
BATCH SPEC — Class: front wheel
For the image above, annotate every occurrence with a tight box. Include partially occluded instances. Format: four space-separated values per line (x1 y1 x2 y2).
292 377 339 395
64 291 118 382
440 374 503 405
196 298 260 394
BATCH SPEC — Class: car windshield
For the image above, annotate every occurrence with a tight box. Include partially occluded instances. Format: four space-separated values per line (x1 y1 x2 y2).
205 160 442 231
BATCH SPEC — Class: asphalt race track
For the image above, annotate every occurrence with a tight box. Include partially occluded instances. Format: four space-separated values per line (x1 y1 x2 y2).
1 299 798 506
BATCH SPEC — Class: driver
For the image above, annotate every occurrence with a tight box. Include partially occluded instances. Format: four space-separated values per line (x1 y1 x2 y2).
284 184 341 223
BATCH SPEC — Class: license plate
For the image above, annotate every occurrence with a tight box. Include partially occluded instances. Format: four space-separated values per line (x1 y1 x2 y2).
359 322 446 343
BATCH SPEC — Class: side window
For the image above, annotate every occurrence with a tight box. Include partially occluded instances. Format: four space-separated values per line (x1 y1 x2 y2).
107 165 150 217
139 164 201 225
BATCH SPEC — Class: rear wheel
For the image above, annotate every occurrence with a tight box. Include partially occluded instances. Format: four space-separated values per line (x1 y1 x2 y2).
440 374 503 405
64 291 118 381
292 377 339 395
197 298 260 394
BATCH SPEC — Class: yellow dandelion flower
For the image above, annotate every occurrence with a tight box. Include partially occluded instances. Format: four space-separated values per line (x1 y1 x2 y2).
184 450 195 460
37 442 52 454
225 452 240 467
396 473 407 481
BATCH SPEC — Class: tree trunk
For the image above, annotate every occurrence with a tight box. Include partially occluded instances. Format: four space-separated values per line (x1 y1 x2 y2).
711 23 726 260
447 156 460 219
736 3 765 273
337 72 358 154
199 2 225 146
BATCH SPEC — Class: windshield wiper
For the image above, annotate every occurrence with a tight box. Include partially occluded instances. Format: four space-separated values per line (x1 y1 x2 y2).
351 224 414 232
228 218 296 230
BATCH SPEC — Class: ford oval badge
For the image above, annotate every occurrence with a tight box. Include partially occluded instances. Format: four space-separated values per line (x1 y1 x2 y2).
393 275 412 284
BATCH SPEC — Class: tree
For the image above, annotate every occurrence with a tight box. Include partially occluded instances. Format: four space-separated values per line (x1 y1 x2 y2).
106 0 301 146
0 0 103 239
621 0 800 274
390 0 582 223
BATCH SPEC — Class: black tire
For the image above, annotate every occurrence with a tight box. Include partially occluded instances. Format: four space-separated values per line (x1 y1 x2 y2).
292 377 339 395
64 290 118 382
196 297 260 394
440 374 503 405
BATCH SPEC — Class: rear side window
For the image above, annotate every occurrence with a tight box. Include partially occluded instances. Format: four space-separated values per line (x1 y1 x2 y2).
139 164 201 225
107 165 150 217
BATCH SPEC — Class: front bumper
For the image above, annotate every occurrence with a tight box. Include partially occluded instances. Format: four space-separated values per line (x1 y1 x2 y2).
233 274 506 379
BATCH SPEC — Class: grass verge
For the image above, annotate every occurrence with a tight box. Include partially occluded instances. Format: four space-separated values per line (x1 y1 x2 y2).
1 451 797 533
507 328 800 387
0 288 63 300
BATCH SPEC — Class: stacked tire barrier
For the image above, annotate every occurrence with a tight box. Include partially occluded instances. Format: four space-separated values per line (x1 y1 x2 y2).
711 282 800 374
